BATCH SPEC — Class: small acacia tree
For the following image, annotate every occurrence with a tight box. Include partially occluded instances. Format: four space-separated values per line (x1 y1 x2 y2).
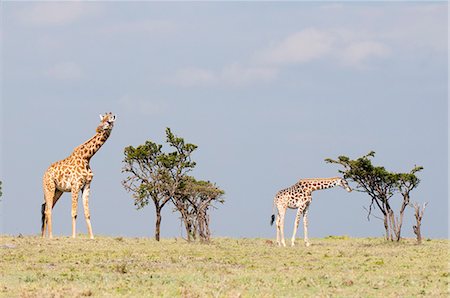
391 168 423 241
326 151 423 241
412 202 427 244
122 128 197 241
173 176 224 242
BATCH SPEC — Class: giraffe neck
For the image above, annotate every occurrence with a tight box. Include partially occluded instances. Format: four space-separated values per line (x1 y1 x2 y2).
72 129 111 161
301 178 339 192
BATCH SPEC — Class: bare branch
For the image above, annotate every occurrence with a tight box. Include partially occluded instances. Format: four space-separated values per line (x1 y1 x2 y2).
363 205 384 221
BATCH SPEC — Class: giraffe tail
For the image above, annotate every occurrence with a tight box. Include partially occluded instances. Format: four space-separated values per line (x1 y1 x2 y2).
270 198 277 226
270 214 275 226
41 202 46 233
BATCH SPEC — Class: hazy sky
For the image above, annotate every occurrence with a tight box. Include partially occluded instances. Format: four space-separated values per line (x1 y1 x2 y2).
1 2 448 240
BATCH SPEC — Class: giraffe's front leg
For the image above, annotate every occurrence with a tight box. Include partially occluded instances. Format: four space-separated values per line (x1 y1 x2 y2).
303 208 310 247
43 203 53 239
291 208 303 247
71 189 80 238
82 183 94 239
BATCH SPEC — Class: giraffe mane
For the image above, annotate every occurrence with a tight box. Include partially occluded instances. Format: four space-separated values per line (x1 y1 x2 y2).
298 177 340 182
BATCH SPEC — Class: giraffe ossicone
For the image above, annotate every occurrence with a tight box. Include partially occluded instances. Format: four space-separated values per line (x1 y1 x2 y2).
41 112 116 239
271 177 352 247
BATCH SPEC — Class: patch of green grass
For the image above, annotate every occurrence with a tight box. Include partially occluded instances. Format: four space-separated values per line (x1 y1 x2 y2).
0 236 448 297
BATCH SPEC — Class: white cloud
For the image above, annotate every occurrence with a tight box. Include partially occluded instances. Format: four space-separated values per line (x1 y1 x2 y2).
168 27 395 88
340 41 391 67
169 64 278 87
15 2 101 26
253 27 393 69
221 63 278 86
254 28 334 65
45 62 83 80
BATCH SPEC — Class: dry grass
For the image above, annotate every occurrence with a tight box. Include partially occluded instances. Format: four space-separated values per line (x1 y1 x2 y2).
1 235 448 297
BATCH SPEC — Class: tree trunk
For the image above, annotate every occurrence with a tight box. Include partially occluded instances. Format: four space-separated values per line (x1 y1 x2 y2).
413 225 422 244
413 202 427 244
388 210 397 241
185 221 191 242
383 213 390 241
385 202 398 242
197 203 212 243
155 208 162 241
394 194 410 241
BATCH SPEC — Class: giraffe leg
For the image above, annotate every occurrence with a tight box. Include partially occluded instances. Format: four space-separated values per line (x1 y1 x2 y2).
303 208 310 247
42 180 56 238
42 202 53 238
275 212 281 246
278 208 286 247
276 210 285 246
45 203 53 238
71 189 80 238
43 190 63 238
291 208 303 247
82 183 94 239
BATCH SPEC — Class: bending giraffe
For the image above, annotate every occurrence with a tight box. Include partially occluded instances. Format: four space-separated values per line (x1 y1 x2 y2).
270 177 351 247
41 113 116 239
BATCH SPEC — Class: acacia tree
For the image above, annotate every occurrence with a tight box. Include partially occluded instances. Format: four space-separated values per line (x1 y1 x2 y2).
325 151 423 241
173 176 224 242
122 128 197 241
412 202 427 244
391 168 423 241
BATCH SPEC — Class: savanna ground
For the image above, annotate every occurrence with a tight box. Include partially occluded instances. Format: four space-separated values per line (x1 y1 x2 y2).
0 235 448 297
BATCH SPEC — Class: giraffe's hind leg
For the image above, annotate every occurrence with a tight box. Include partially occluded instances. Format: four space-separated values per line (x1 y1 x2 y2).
275 214 281 246
276 208 286 247
274 212 280 246
42 180 56 238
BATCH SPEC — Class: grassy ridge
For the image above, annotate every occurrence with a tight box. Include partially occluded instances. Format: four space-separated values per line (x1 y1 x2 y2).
1 236 448 297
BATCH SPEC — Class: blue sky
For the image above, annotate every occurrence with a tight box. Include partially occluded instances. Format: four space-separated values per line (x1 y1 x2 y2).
1 2 448 239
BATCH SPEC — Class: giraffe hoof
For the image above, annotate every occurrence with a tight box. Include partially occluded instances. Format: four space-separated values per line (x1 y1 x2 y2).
305 242 311 247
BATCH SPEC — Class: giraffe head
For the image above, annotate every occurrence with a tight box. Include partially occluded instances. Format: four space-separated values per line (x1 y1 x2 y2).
96 112 116 133
336 178 352 192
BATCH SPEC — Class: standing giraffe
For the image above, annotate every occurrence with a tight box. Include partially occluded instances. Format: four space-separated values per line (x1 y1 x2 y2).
270 177 352 247
41 112 116 239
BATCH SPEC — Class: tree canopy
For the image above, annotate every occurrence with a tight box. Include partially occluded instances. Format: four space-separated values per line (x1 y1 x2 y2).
122 128 197 241
174 176 225 242
122 128 224 242
326 151 423 241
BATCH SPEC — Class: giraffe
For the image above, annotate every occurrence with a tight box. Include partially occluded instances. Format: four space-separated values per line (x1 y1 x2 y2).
41 112 116 239
270 177 351 247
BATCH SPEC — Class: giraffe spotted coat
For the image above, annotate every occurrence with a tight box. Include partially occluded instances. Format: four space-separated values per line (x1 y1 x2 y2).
41 112 116 239
272 177 352 247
